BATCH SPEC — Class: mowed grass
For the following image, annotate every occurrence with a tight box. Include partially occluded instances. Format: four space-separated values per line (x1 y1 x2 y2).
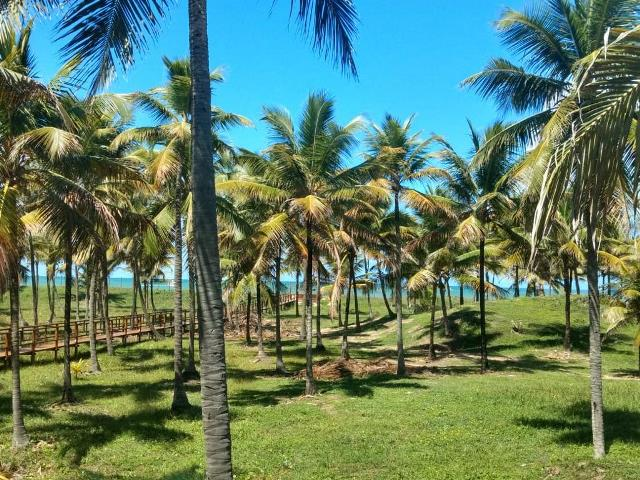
2 294 640 479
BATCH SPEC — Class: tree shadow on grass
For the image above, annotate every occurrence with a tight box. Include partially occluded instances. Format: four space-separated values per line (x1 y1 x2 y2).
517 401 640 451
229 373 428 407
36 406 195 465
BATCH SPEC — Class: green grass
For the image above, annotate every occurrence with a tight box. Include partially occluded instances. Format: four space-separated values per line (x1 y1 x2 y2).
2 295 640 479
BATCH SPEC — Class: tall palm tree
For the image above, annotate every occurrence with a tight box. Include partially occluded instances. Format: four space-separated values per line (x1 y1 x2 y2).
364 115 444 375
49 0 359 476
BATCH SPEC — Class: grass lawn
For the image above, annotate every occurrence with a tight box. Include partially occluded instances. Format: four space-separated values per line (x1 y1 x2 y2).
2 295 640 479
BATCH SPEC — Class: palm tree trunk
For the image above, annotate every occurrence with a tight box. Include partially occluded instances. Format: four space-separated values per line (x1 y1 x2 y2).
74 264 80 322
315 259 325 351
295 267 300 317
274 244 286 374
130 266 137 322
341 265 352 361
439 278 450 337
428 282 437 360
607 268 612 296
393 190 405 376
350 252 361 332
184 242 199 379
61 230 76 403
364 255 372 320
245 291 252 345
10 262 29 448
575 268 581 295
189 0 233 471
563 265 572 352
479 237 488 373
171 192 190 412
255 276 266 360
304 220 316 395
29 234 38 326
514 265 520 297
446 278 453 309
379 267 393 317
88 267 101 373
585 217 605 459
150 278 157 314
459 283 464 306
299 273 307 340
101 254 113 356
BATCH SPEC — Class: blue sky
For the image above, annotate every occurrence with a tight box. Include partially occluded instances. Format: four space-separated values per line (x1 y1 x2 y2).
28 0 526 278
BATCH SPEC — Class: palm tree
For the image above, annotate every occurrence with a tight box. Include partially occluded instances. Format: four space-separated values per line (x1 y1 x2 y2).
438 122 516 372
364 115 445 375
50 0 359 475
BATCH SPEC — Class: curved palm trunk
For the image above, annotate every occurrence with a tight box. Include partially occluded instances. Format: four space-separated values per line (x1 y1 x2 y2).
150 278 157 313
189 0 232 474
304 221 316 395
585 217 605 459
379 267 393 317
88 268 101 373
10 263 29 448
350 253 361 332
428 282 437 360
479 237 488 373
255 276 267 360
171 195 190 412
315 259 325 351
274 245 286 373
394 191 405 376
341 266 352 360
563 265 572 352
61 231 76 403
29 234 38 326
439 278 450 337
574 268 581 295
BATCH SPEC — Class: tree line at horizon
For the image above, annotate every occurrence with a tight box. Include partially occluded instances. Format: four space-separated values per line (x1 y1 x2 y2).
3 0 640 478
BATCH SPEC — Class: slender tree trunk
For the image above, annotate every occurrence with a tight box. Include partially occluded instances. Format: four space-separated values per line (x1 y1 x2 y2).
304 221 316 395
514 266 520 297
137 277 157 340
255 276 266 360
479 237 488 373
189 0 232 473
364 254 372 320
74 264 80 322
315 259 325 351
10 262 29 448
439 278 450 337
585 217 605 459
295 267 300 317
29 234 38 326
184 242 199 379
428 282 437 360
88 267 101 373
350 252 361 332
459 283 464 306
379 267 393 317
446 278 453 309
130 266 138 322
245 291 252 346
274 245 286 374
563 264 572 352
575 268 581 295
150 278 157 313
341 265 352 361
299 273 307 340
394 190 405 376
101 254 113 355
171 192 190 412
607 268 612 296
61 231 76 403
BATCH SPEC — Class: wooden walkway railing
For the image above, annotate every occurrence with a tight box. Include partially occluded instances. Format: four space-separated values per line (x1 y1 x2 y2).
1 292 301 366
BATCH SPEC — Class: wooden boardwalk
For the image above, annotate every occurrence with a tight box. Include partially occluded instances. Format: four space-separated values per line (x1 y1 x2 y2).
1 293 300 365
